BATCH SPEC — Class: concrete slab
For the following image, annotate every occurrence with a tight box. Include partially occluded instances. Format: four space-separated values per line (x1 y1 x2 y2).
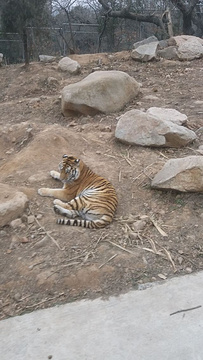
1 272 203 360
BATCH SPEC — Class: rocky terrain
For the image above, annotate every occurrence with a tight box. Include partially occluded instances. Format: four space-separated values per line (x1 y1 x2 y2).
0 50 203 319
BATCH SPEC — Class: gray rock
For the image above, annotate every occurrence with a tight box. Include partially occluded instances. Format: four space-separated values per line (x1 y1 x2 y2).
146 107 187 125
158 40 168 49
167 35 203 61
39 55 56 63
115 109 196 147
133 36 158 49
0 183 28 227
177 39 203 60
61 71 140 117
10 218 22 229
157 46 179 60
151 156 203 192
58 57 81 75
131 41 159 62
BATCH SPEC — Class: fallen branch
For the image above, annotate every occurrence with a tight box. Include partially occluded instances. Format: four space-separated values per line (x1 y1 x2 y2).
170 305 202 316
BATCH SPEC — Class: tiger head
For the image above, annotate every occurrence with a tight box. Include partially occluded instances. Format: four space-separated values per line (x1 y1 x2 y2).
59 155 81 183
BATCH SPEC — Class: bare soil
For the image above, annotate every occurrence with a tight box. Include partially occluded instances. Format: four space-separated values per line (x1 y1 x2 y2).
0 52 203 320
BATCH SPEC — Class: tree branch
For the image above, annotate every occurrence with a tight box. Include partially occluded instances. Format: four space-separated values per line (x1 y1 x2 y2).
97 0 166 32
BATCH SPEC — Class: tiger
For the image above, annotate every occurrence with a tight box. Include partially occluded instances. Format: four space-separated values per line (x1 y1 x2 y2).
38 155 118 228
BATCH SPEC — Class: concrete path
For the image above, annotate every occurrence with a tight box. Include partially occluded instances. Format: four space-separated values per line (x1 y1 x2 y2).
1 271 203 360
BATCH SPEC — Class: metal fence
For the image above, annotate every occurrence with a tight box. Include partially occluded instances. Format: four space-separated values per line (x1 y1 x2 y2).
0 10 184 64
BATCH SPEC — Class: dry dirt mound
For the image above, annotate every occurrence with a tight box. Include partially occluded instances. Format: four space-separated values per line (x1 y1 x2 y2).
0 53 203 319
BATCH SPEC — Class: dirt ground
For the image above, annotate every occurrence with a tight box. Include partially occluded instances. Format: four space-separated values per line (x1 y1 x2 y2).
0 52 203 320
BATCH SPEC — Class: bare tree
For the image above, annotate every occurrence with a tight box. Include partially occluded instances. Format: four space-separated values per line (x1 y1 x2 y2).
52 0 78 53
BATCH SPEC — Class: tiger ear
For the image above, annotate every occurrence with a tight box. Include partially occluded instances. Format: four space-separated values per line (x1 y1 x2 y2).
75 158 80 165
63 154 68 159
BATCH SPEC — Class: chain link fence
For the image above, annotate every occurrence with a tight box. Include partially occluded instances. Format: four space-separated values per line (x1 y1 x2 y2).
0 9 183 64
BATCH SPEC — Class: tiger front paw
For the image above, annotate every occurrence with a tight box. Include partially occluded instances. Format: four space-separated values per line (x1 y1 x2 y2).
50 170 60 180
38 188 49 197
53 199 65 206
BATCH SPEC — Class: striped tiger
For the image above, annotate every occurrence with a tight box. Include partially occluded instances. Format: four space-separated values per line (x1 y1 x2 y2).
38 155 118 228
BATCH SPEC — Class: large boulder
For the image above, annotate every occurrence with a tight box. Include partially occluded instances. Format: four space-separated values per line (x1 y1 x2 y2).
167 35 203 60
151 156 203 192
61 71 140 117
131 41 159 62
0 184 28 227
58 57 81 74
168 35 203 47
115 109 196 147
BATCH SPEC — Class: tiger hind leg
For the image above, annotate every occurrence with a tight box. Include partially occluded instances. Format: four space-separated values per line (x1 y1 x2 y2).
53 198 112 228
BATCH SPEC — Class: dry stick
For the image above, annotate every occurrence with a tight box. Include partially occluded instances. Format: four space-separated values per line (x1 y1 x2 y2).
99 254 118 269
94 233 108 249
29 207 65 251
143 236 177 272
150 217 168 237
170 305 202 316
132 162 156 183
118 170 122 182
154 240 177 273
104 239 136 255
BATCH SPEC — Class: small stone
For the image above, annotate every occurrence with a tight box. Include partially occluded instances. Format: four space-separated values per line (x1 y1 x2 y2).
10 218 22 229
27 215 35 224
185 267 192 273
36 214 43 220
178 256 183 265
20 237 29 243
5 148 14 155
47 76 59 85
132 220 146 232
158 273 167 280
21 214 28 223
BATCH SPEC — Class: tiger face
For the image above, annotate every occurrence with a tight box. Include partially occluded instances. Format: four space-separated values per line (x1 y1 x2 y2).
59 155 81 183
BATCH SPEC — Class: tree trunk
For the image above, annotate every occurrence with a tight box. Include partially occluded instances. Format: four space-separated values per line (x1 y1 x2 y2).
170 0 199 35
182 13 194 35
22 27 29 66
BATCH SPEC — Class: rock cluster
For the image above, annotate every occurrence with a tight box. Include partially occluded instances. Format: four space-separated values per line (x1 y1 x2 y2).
131 35 203 62
115 108 196 147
